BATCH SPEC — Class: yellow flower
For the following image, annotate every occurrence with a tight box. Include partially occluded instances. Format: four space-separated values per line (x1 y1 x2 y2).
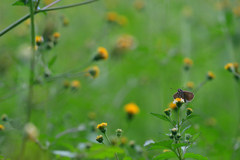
186 81 194 89
117 15 128 26
120 137 128 145
24 123 39 141
173 98 184 104
53 32 61 39
117 35 135 50
183 57 193 66
169 102 177 110
71 80 81 89
233 6 240 17
97 122 107 133
207 71 215 80
124 103 140 115
86 66 100 78
35 36 44 46
96 135 103 143
63 80 70 88
186 108 193 116
0 124 4 131
224 63 234 72
107 12 118 22
164 108 171 116
134 0 145 10
93 47 108 61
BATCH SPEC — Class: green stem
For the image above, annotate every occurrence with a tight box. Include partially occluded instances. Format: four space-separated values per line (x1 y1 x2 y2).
194 79 208 93
0 0 99 37
35 0 41 10
103 133 119 160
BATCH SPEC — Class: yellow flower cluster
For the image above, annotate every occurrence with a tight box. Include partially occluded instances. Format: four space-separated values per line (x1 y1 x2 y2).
124 103 140 115
207 71 215 80
183 57 193 66
97 122 107 129
93 47 108 61
186 81 194 89
0 124 4 130
53 32 61 39
117 35 135 50
71 80 81 89
106 12 128 26
86 66 100 78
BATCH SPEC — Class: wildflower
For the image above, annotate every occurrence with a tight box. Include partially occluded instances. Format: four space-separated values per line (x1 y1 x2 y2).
164 108 171 117
163 149 171 153
186 81 194 90
97 122 107 133
0 125 4 131
88 112 96 120
53 32 60 39
1 114 8 122
185 133 192 140
224 63 234 72
96 135 103 143
129 140 135 148
186 108 193 116
169 134 174 139
107 12 118 22
116 129 122 138
63 80 70 88
124 103 140 120
134 0 145 10
117 15 128 26
171 128 178 135
176 133 181 139
120 137 128 145
169 102 177 110
207 71 215 80
93 47 108 61
234 62 239 71
173 98 184 108
233 6 240 17
35 36 44 46
24 123 39 141
110 138 118 145
183 57 193 70
117 35 135 50
71 80 81 89
86 66 100 78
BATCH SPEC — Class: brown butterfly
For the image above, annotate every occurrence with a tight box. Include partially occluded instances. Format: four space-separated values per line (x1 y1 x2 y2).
173 89 194 102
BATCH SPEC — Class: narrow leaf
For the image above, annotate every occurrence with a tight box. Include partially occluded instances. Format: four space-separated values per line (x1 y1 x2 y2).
12 1 26 6
153 151 177 160
184 153 208 160
148 140 173 150
48 55 58 67
186 115 199 121
192 132 202 141
150 113 171 123
182 125 191 134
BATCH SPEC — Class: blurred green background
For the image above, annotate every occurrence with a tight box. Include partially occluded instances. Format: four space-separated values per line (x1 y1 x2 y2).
0 0 240 159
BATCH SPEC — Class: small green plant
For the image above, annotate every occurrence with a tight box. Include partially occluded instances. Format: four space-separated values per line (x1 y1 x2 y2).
147 96 208 160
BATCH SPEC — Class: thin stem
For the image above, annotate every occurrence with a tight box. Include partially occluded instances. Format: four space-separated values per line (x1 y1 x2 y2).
194 79 208 93
35 0 41 10
103 133 119 160
0 0 99 37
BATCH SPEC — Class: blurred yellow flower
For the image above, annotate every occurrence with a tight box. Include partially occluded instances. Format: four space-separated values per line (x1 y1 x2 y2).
124 103 140 115
35 36 44 46
186 81 194 89
88 112 96 120
86 66 100 78
134 0 145 10
233 6 240 16
63 80 70 88
169 102 177 110
93 47 108 61
120 137 128 145
117 15 128 26
173 98 184 104
207 71 215 80
71 80 81 89
0 124 4 131
53 32 61 39
183 57 193 66
224 63 234 72
97 122 107 129
107 12 118 22
117 35 135 50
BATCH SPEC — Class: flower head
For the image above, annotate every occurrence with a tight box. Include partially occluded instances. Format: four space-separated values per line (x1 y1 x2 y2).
164 108 171 116
71 80 81 89
134 0 145 10
186 81 194 90
224 63 234 72
117 35 135 50
53 32 60 39
107 12 118 22
173 98 184 108
183 57 193 70
207 71 215 80
63 81 70 88
35 36 44 46
120 137 128 145
186 108 193 116
171 128 178 135
116 129 122 138
1 114 8 122
0 124 4 131
24 123 39 141
93 47 108 61
97 122 107 133
169 102 177 110
86 66 100 78
117 15 128 26
96 135 103 143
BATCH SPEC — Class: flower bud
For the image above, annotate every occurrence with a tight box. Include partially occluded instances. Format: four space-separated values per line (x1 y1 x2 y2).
129 140 135 148
171 128 178 136
207 71 215 80
185 133 192 140
96 135 103 143
116 129 122 138
176 133 181 139
164 108 171 116
97 122 107 133
1 114 8 122
169 134 174 139
173 98 184 108
0 124 4 131
186 108 193 116
35 36 44 46
93 47 108 61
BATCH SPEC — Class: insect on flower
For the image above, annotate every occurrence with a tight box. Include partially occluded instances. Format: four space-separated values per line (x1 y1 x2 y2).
173 89 194 102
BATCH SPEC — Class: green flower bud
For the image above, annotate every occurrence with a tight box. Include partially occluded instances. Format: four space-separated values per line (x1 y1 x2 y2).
186 108 193 116
171 128 178 136
96 135 103 143
116 129 122 138
164 108 171 117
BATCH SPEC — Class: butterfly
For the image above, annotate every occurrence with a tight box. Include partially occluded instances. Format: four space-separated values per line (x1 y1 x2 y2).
173 89 194 102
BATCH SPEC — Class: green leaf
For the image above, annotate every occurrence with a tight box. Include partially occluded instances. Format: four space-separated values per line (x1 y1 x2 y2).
150 113 171 123
184 153 208 160
123 156 132 160
48 55 58 67
182 115 199 124
153 151 177 160
182 125 191 134
12 1 26 6
88 145 124 159
192 132 202 141
148 140 173 150
172 143 189 150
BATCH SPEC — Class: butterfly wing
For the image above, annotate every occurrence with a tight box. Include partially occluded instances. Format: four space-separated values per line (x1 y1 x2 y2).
183 91 194 102
173 92 179 99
